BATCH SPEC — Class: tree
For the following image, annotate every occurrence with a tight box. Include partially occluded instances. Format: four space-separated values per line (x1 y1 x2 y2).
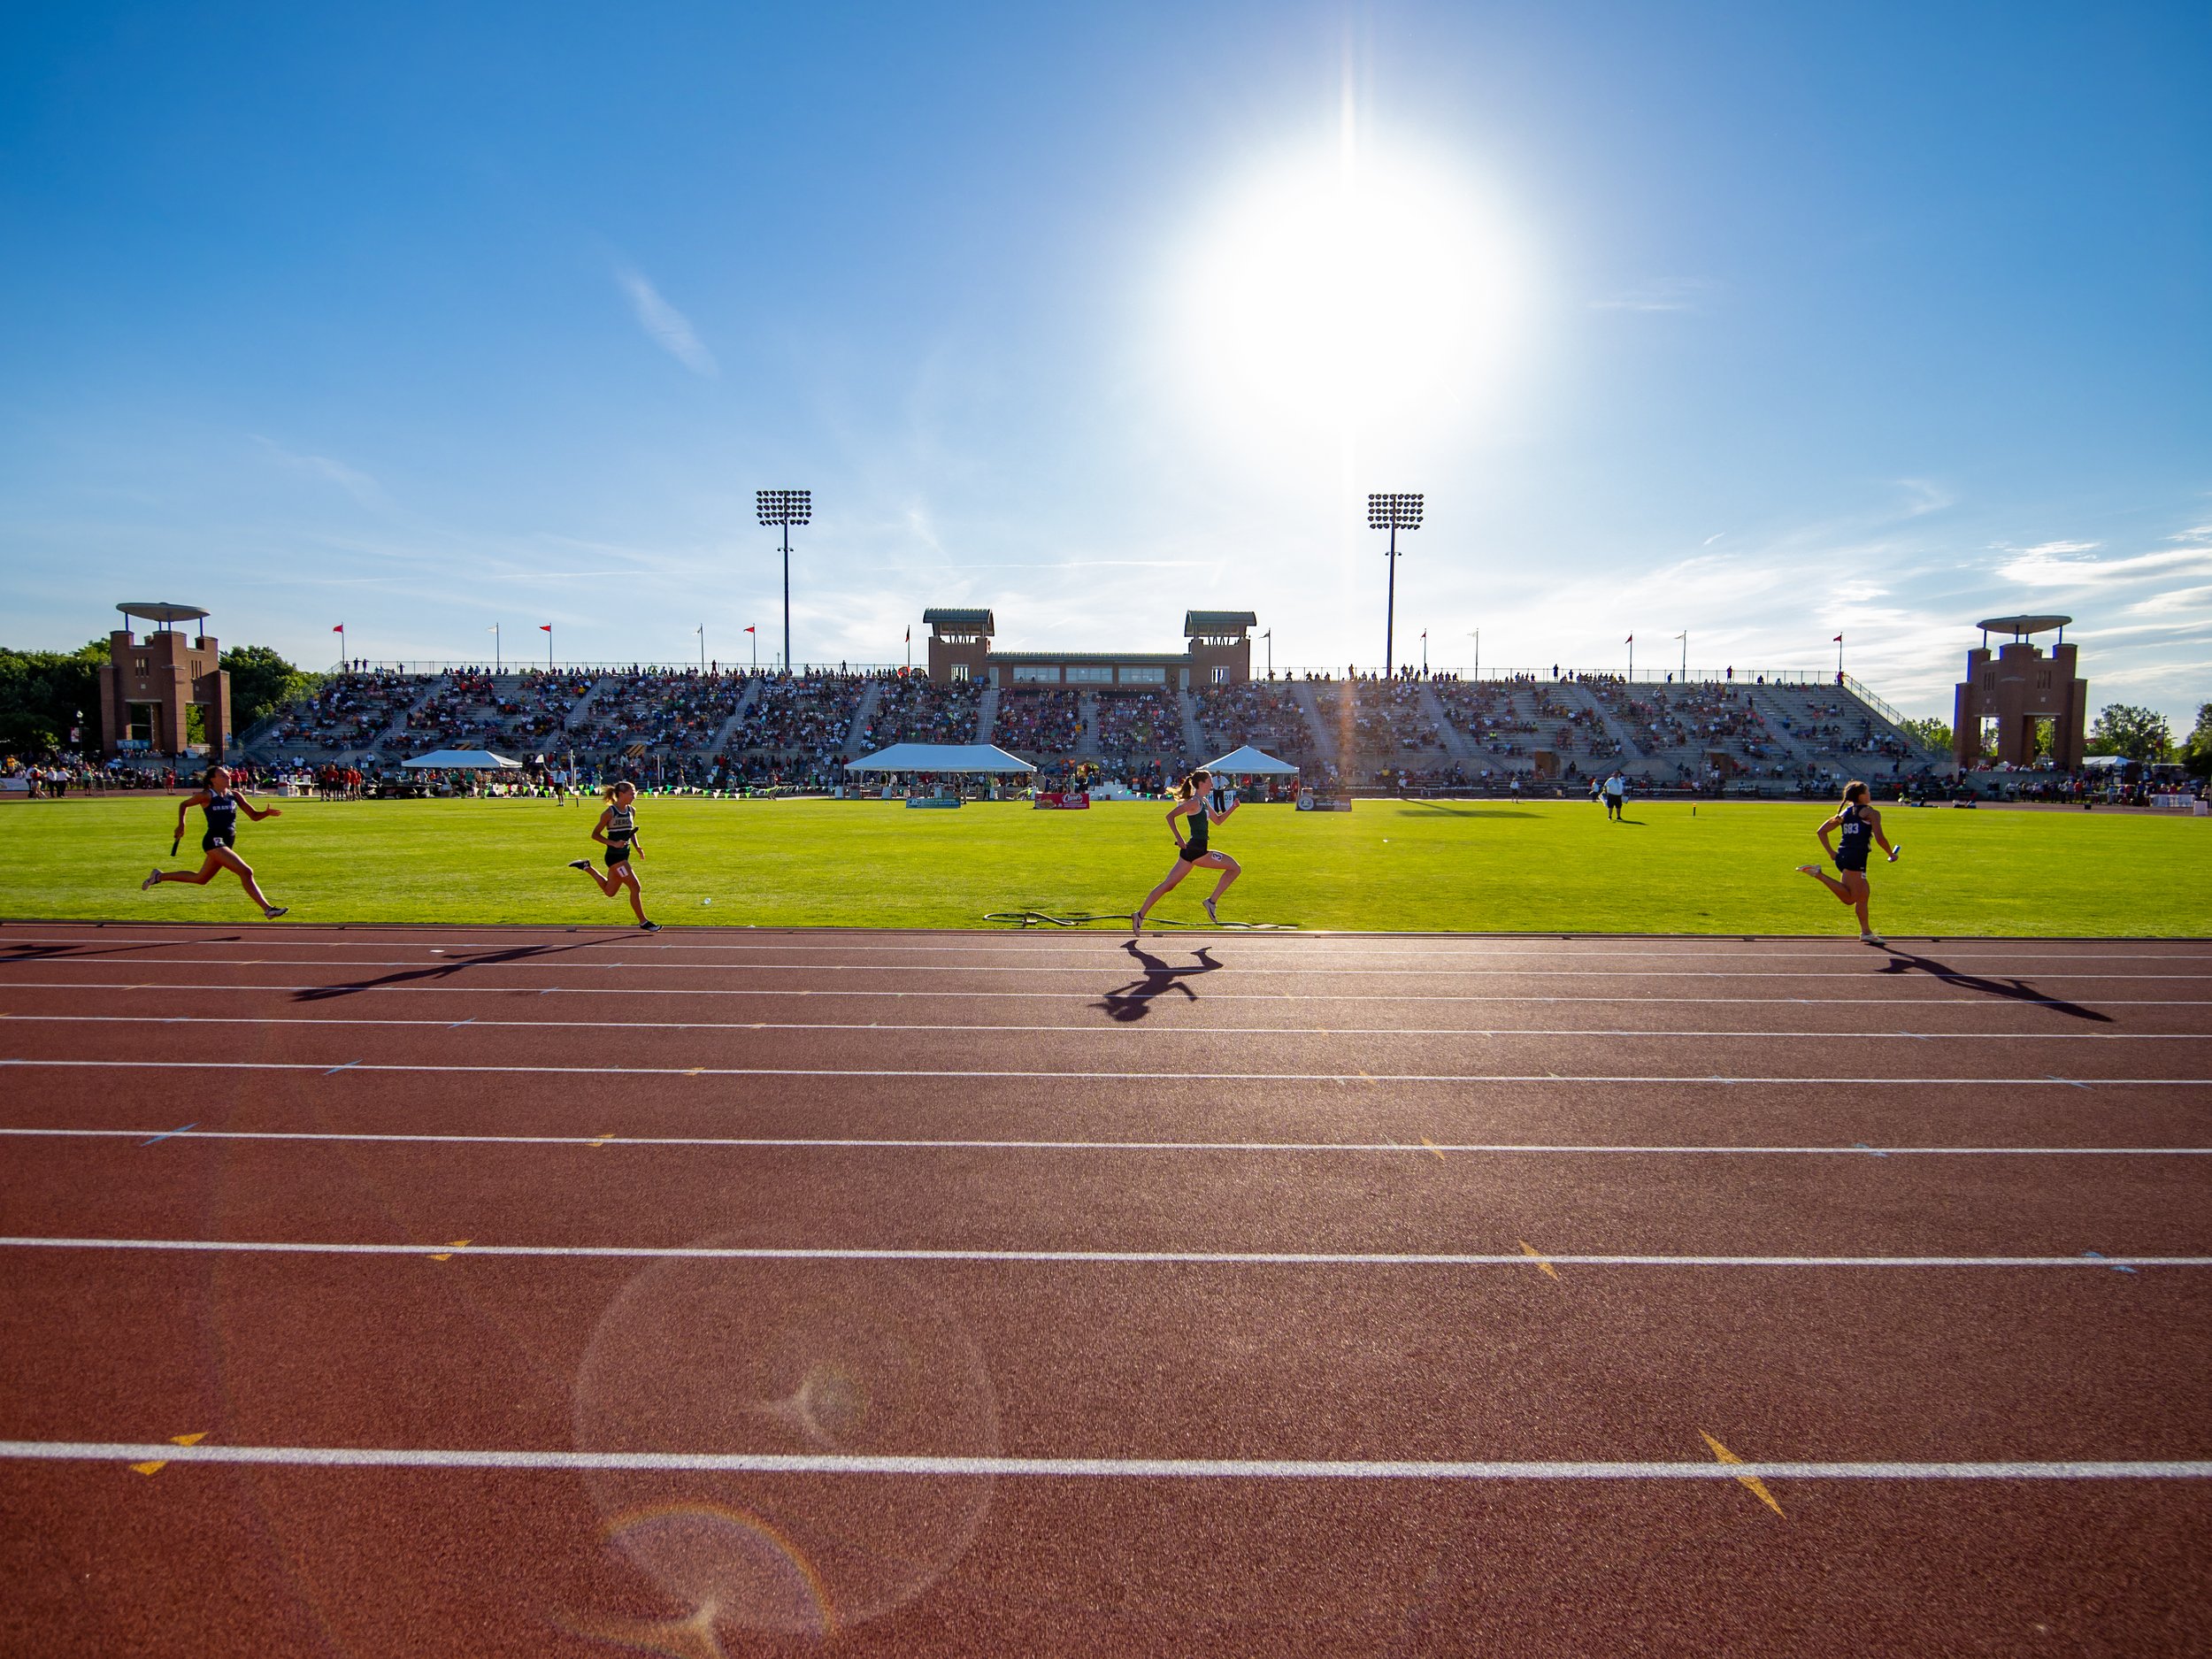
2180 703 2212 780
0 640 109 757
220 645 318 730
1899 716 1951 754
2086 703 2173 764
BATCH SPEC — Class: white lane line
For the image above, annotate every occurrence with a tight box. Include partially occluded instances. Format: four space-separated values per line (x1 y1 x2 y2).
3 1440 2208 1480
3 1058 2202 1086
10 932 2207 961
0 1012 2197 1041
9 1126 2208 1156
5 956 2208 979
7 1236 2210 1268
0 979 2196 1009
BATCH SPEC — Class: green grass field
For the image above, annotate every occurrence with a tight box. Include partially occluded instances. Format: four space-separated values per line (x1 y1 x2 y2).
13 794 2208 934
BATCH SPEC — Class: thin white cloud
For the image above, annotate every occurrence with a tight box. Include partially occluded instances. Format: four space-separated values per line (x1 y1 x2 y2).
1995 544 2212 587
253 437 381 504
1590 278 1712 313
616 267 718 377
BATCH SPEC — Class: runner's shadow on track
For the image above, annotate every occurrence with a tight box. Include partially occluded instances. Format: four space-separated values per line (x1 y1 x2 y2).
1875 949 2114 1024
1094 942 1222 1023
0 936 243 962
290 937 631 1002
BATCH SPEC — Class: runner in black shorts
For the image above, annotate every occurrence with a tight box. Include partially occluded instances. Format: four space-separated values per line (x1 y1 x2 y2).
570 779 659 931
1797 779 1900 944
1133 767 1240 932
140 764 288 918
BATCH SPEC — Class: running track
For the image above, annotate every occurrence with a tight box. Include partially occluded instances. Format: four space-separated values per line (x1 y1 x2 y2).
1 921 2208 1655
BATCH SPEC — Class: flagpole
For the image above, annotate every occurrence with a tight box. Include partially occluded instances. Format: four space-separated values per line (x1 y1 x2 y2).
1627 635 1633 682
490 623 501 674
698 625 705 673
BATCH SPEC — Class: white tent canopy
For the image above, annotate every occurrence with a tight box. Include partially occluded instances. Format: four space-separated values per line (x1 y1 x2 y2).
846 742 1036 774
1205 745 1299 775
402 749 522 770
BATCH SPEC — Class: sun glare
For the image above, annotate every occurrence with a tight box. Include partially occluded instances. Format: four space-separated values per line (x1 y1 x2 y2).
1178 143 1527 444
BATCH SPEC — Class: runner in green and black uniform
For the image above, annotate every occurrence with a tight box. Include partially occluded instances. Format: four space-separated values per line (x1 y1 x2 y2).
140 764 288 918
1132 767 1241 932
569 779 660 931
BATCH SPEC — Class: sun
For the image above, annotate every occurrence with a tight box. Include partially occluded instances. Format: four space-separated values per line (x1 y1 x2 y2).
1177 142 1528 442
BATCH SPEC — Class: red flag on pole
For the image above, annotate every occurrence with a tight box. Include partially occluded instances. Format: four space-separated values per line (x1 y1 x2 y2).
540 625 552 633
744 626 756 634
1625 634 1633 643
333 624 344 632
1833 634 1843 642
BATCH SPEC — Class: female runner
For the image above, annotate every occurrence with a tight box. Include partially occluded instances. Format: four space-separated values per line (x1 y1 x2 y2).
1797 779 1901 944
1133 768 1240 932
140 764 288 918
569 779 660 931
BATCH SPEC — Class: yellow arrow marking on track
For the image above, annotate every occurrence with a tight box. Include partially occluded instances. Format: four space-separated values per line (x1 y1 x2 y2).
1517 1240 1560 1281
429 1239 472 1262
683 1068 704 1076
1700 1431 1785 1517
131 1432 208 1476
588 1133 616 1148
1420 1138 1447 1162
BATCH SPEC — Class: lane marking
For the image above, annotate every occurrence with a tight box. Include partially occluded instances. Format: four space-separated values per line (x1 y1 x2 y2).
8 930 2207 962
12 1127 2197 1158
427 1239 470 1262
1517 1240 1559 1281
16 1440 2212 1480
6 1236 2209 1269
0 1011 2199 1041
130 1431 208 1477
138 1123 196 1147
1420 1138 1448 1162
0 978 2200 1010
4 1059 2203 1087
2082 1250 2138 1275
1700 1432 1785 1517
7 956 2209 980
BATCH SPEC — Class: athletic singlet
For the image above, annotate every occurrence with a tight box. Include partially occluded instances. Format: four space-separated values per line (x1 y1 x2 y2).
204 791 240 841
1836 802 1872 871
1180 799 1209 857
605 803 636 846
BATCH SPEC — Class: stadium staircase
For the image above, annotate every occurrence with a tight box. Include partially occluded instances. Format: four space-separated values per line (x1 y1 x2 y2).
1288 682 1340 766
702 677 764 760
1571 683 1644 764
976 685 1000 745
1074 693 1103 760
1176 689 1206 762
1418 684 1476 763
366 679 457 762
562 676 611 735
843 681 887 759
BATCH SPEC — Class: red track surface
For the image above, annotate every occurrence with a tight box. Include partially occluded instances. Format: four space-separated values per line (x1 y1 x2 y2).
2 921 2208 1656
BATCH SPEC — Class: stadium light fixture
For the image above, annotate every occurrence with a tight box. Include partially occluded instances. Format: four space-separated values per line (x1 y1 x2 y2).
756 489 812 672
1366 492 1423 675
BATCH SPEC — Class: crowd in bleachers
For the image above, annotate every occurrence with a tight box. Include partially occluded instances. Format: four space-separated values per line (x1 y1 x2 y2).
859 676 982 747
570 669 750 759
1094 688 1185 760
1194 682 1314 760
254 670 426 754
727 672 867 764
993 689 1083 756
1314 680 1449 759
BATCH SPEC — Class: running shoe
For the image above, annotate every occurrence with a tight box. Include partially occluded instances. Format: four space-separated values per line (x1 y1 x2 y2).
1130 910 1146 934
1795 864 1821 877
1861 932 1886 946
639 919 662 932
142 868 162 891
263 906 288 920
1202 897 1219 924
567 859 594 872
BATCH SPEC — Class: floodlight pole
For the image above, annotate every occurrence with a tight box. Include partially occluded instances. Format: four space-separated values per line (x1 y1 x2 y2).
1368 492 1423 680
780 518 791 672
1385 518 1399 674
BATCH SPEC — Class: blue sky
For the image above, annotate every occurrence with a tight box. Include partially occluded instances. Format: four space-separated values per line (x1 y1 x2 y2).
3 1 2207 721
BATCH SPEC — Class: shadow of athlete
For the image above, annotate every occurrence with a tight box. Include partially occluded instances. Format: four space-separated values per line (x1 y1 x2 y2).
1876 949 2115 1025
0 935 244 964
1093 941 1221 1023
291 936 630 1003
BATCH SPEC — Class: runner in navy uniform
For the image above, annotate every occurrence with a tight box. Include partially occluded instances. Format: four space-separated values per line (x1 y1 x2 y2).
141 764 288 918
569 779 659 931
1133 767 1240 932
1797 779 1900 944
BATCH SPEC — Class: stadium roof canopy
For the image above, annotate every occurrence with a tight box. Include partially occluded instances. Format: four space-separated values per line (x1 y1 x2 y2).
923 608 995 631
847 742 1036 773
1184 611 1258 634
989 650 1191 665
1204 745 1298 775
116 601 211 626
402 749 522 769
1977 614 2071 637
